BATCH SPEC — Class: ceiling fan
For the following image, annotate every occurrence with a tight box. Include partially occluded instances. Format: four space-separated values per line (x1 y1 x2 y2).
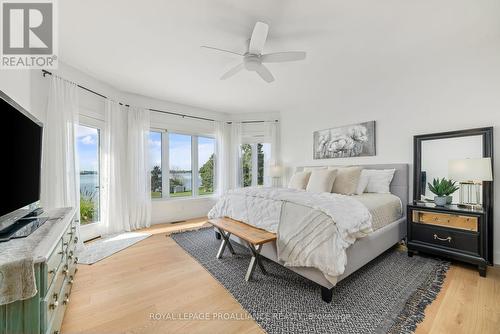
201 21 307 83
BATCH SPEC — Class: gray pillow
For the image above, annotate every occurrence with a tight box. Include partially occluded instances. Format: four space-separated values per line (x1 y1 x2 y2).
329 166 363 195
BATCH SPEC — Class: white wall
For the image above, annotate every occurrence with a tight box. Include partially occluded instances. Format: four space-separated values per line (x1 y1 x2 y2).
280 4 500 263
0 71 32 113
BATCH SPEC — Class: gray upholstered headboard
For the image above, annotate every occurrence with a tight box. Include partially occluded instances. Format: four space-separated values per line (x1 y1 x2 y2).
296 163 409 209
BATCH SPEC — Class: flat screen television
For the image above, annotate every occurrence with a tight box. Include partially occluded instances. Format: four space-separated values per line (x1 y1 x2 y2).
0 90 43 232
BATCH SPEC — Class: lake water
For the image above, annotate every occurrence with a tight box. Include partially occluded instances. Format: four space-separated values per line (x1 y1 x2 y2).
80 174 99 194
80 172 199 193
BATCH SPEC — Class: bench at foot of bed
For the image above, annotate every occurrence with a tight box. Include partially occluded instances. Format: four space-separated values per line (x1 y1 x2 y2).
208 217 277 281
211 217 335 303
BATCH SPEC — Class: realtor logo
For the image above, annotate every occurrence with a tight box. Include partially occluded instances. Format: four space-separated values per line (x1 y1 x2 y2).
1 0 57 69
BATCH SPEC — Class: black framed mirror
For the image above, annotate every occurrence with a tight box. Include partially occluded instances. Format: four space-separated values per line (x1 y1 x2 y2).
413 127 493 205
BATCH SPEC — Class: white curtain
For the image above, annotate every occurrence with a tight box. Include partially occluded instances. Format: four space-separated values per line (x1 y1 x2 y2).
101 101 130 235
101 101 151 235
230 122 243 189
40 77 82 247
127 107 151 230
215 121 230 195
41 77 79 209
265 121 281 187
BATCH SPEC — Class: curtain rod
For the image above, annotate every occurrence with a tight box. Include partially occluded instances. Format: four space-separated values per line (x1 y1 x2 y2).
41 70 278 124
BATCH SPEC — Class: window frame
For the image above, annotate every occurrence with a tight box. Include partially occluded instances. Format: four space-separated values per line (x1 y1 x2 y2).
77 115 105 242
240 142 271 188
150 127 216 201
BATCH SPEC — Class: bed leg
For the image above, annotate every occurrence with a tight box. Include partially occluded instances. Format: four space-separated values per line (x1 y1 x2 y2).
215 231 221 240
321 287 333 303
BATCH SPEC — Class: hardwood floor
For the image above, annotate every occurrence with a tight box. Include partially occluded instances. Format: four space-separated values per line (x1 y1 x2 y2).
62 219 500 334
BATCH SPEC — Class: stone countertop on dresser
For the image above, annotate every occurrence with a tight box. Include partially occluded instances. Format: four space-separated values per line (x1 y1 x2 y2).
0 207 76 305
0 208 76 264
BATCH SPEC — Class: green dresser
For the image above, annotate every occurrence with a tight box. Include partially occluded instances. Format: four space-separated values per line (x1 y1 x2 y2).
0 208 79 334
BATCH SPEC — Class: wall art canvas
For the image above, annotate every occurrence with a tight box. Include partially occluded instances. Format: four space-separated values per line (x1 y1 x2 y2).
313 121 376 159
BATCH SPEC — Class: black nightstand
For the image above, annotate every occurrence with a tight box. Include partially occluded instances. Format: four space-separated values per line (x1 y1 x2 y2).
407 202 489 277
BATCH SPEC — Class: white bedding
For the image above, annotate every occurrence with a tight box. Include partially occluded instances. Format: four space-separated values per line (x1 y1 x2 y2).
208 187 373 282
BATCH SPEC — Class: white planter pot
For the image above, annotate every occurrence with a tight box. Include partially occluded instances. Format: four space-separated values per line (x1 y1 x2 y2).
434 196 447 206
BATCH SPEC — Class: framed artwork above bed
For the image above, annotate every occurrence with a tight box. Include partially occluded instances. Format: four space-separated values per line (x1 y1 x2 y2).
313 121 376 159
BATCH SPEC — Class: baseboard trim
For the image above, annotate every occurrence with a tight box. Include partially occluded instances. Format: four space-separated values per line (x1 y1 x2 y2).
494 251 500 266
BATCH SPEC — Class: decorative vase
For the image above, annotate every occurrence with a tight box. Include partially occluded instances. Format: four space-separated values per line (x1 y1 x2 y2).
434 196 447 206
446 196 453 204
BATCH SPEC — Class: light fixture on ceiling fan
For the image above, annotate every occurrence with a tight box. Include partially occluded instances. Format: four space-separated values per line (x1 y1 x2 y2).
201 21 307 83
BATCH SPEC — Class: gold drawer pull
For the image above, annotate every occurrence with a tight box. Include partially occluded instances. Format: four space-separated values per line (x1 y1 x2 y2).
48 269 56 275
62 265 69 276
49 293 59 309
433 234 452 243
63 293 70 305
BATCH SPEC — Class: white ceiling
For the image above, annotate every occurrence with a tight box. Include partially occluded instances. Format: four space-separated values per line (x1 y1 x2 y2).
59 0 498 114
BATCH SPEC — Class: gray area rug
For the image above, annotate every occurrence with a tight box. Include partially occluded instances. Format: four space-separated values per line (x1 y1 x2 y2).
172 228 449 334
78 232 151 264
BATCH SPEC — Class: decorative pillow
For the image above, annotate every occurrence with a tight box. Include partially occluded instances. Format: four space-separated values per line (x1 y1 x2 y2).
364 169 396 194
355 169 370 195
306 169 338 193
288 171 311 190
329 166 362 195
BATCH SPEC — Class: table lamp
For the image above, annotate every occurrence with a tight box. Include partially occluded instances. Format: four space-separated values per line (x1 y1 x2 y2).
448 157 493 209
270 165 283 188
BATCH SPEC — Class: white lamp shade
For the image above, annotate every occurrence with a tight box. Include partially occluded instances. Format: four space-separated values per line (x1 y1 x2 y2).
270 165 283 178
448 158 493 182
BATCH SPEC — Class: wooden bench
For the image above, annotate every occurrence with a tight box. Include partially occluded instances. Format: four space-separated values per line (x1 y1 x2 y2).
208 217 277 281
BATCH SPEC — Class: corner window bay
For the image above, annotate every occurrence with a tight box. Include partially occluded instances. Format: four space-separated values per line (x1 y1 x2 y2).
149 131 215 199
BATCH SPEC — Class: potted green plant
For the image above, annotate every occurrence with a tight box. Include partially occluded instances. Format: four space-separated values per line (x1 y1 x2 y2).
428 178 459 206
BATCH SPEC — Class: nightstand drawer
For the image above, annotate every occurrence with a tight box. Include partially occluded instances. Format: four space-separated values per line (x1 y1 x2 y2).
412 210 478 231
411 223 479 255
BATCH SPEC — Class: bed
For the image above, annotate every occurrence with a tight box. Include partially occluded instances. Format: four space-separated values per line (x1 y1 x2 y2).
210 163 408 302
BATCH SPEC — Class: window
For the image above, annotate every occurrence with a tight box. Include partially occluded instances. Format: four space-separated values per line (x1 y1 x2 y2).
169 133 192 197
150 131 216 199
241 143 271 187
198 136 215 195
77 125 100 225
149 131 162 198
241 144 252 187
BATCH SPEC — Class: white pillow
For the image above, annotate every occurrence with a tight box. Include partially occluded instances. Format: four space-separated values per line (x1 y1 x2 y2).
288 171 311 190
355 169 370 195
364 169 396 194
306 169 338 193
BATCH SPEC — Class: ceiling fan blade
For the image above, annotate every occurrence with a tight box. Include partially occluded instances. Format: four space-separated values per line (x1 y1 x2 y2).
200 46 244 56
261 51 306 63
220 63 244 80
254 64 275 83
248 21 269 55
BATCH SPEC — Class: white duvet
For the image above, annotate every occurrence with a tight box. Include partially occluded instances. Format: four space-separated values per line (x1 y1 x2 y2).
208 187 373 282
